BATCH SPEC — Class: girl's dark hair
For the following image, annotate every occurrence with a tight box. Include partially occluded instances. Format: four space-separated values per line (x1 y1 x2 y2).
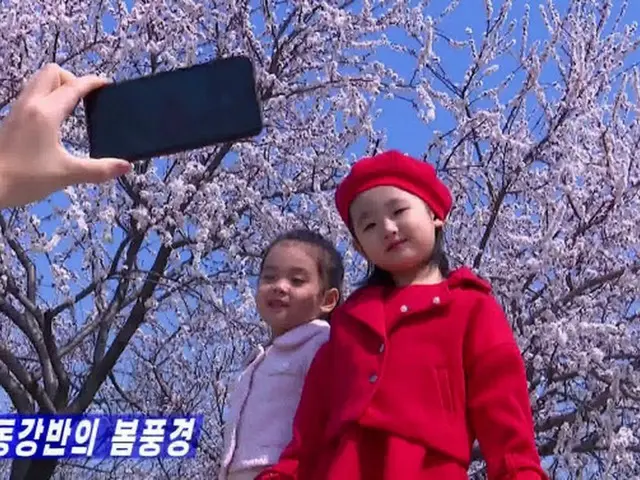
356 227 450 288
259 229 345 318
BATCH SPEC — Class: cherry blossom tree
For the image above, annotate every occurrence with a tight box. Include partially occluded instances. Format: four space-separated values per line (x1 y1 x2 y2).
0 0 638 479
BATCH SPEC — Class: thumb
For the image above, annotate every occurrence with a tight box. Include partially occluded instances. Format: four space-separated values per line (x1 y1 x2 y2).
65 155 132 185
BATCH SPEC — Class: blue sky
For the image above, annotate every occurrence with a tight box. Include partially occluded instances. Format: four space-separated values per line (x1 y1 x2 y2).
2 3 638 475
379 0 638 155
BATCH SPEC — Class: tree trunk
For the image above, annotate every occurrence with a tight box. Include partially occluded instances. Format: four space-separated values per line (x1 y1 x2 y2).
10 458 58 480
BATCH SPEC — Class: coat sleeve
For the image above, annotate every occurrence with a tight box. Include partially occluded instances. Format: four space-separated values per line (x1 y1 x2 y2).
257 342 331 480
464 294 549 480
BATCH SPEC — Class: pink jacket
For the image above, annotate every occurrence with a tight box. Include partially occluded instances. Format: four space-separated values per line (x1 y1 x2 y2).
218 320 330 480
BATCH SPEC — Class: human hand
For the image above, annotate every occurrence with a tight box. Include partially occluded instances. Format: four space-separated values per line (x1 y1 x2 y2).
0 63 132 209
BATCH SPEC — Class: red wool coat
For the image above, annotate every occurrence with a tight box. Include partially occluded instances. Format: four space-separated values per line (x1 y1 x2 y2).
258 267 548 480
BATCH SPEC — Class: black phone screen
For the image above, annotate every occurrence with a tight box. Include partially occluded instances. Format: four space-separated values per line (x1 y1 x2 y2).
84 56 263 161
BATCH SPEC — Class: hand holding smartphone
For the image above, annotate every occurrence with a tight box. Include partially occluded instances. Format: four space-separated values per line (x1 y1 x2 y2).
84 56 263 162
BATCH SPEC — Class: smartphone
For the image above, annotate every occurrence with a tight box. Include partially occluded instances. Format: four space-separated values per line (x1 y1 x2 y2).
84 56 263 161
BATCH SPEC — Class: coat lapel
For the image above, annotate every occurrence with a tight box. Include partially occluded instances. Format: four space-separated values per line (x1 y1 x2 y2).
339 286 387 339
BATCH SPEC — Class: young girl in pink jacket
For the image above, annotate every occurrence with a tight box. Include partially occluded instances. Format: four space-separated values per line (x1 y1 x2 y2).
218 229 344 480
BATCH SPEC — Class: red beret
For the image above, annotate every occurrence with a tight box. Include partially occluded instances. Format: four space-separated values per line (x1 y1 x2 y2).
335 150 452 225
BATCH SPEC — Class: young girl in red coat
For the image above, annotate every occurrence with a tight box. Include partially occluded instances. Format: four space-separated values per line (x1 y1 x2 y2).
258 150 548 480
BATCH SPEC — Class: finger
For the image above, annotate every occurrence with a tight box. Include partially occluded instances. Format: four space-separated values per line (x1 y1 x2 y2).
64 155 132 185
17 63 66 101
57 68 77 85
45 74 111 123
